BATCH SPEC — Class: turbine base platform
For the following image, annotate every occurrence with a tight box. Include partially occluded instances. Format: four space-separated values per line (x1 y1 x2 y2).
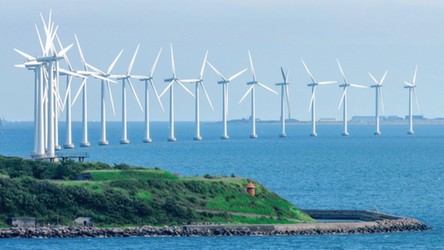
279 133 287 138
310 132 318 137
250 134 258 139
167 137 176 142
374 131 382 136
120 139 130 144
63 143 74 149
99 140 109 146
80 142 91 147
143 138 152 143
341 132 349 136
55 145 62 151
407 131 414 135
193 136 202 141
221 135 229 140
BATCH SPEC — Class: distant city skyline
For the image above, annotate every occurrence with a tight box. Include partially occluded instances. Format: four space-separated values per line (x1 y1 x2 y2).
2 0 444 122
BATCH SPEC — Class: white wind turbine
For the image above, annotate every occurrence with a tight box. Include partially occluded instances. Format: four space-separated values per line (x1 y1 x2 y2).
160 44 195 142
275 67 291 138
180 50 214 141
72 34 115 147
138 48 164 143
369 70 388 135
112 44 144 144
404 65 420 135
207 62 247 140
84 49 124 145
336 59 368 136
301 59 337 137
239 51 277 138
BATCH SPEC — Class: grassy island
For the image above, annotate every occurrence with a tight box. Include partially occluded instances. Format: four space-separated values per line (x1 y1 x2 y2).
0 155 312 227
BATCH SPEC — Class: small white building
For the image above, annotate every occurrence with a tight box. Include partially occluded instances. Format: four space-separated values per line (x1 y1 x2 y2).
74 217 93 227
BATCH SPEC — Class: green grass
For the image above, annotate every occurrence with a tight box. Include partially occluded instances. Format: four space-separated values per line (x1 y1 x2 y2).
86 169 179 181
135 190 152 201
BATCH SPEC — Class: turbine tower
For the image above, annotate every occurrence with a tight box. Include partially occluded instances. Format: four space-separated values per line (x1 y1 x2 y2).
239 51 277 138
85 50 124 145
369 70 388 135
138 48 164 143
275 67 291 138
207 62 247 139
113 44 144 144
404 65 420 135
301 59 336 137
336 59 368 136
160 44 195 142
180 50 214 141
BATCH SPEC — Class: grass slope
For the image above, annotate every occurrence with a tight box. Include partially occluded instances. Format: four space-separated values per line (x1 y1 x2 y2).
0 156 312 227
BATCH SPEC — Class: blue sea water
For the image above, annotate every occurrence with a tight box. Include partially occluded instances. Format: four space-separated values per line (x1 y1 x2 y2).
0 121 443 249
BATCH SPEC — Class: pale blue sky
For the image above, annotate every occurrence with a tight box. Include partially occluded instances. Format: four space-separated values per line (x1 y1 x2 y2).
1 0 444 122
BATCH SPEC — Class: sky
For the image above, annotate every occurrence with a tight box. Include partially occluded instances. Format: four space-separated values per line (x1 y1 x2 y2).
1 0 444 122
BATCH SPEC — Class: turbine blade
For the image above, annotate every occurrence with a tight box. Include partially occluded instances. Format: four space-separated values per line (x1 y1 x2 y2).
239 85 254 103
301 59 316 83
413 65 418 85
57 43 73 58
106 82 116 116
380 70 388 85
14 48 35 61
150 47 163 77
127 78 143 111
159 81 174 98
413 88 420 112
368 72 378 84
177 80 195 97
257 82 278 94
58 68 86 78
199 50 208 80
74 34 88 70
379 87 385 115
200 82 214 111
280 67 286 82
149 79 164 112
180 79 200 83
336 58 348 84
350 83 368 88
318 81 337 85
14 64 26 68
62 76 73 108
228 68 248 81
35 24 45 54
338 88 347 110
170 44 176 78
91 74 117 83
127 44 140 75
285 85 291 118
248 50 256 82
107 49 124 75
206 61 227 81
72 78 87 105
85 62 105 75
308 87 316 112
404 81 414 87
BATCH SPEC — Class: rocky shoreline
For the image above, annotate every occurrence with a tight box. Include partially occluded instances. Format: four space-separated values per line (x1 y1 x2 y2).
0 218 430 238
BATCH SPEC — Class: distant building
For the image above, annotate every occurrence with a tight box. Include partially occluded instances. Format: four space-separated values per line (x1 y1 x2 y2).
74 217 93 227
404 115 426 120
9 217 36 228
318 118 336 122
384 115 403 121
351 116 376 123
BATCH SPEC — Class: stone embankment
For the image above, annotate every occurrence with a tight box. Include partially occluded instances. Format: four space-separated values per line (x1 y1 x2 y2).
0 218 430 238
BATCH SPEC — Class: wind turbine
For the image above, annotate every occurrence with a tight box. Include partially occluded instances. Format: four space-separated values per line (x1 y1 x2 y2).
84 49 124 145
72 34 115 147
180 50 214 141
404 65 420 135
275 67 291 138
239 51 277 138
159 44 195 142
112 44 144 144
207 62 247 139
301 59 337 137
369 70 388 135
336 59 368 136
138 48 164 143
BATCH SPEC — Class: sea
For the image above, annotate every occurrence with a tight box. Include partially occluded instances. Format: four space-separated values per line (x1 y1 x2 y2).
0 121 443 249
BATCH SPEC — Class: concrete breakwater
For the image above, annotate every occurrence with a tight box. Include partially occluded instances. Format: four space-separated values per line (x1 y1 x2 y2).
0 218 430 238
